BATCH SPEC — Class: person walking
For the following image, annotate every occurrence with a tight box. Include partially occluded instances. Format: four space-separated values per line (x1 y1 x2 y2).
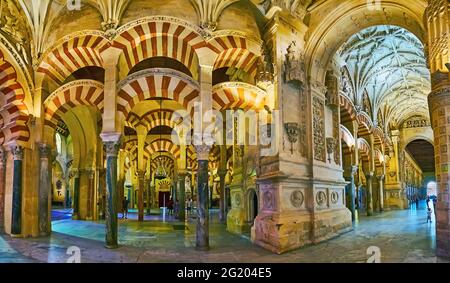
122 197 129 219
168 197 174 216
426 196 430 209
427 207 432 223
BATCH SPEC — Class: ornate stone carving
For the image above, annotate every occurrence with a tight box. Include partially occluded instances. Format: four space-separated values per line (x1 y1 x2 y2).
263 191 274 210
284 122 299 154
0 146 6 165
11 145 23 161
313 97 326 162
283 41 306 86
326 137 335 163
256 43 274 89
233 193 242 208
325 70 339 107
195 144 212 161
316 191 327 206
290 190 304 208
330 191 339 204
190 0 239 32
38 143 51 158
104 141 120 157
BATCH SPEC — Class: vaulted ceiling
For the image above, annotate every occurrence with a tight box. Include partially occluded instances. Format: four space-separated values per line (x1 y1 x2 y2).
338 25 431 131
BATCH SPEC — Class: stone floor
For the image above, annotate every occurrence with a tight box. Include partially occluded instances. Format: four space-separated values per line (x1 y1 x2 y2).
0 201 448 263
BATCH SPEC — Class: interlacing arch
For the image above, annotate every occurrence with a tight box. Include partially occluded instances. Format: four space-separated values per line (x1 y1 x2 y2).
340 125 355 150
356 112 374 136
0 50 30 144
44 80 104 129
374 148 385 167
209 31 262 78
150 156 175 176
37 32 109 85
339 94 357 122
111 17 205 80
358 138 371 163
125 109 180 133
212 82 267 111
117 68 200 118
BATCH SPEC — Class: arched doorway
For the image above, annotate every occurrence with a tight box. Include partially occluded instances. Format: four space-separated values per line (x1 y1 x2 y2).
247 188 258 223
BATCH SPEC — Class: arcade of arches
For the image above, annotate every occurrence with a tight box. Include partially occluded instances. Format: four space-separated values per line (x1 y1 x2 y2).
0 0 449 259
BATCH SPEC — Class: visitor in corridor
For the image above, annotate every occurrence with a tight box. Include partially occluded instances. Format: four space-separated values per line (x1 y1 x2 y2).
168 197 174 216
122 197 129 219
426 196 430 209
427 208 432 223
415 196 419 209
187 198 192 215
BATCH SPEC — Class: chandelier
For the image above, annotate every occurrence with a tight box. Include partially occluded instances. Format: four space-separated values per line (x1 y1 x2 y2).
154 98 167 180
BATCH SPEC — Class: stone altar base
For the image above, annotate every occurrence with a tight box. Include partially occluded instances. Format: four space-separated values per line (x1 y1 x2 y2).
251 208 352 254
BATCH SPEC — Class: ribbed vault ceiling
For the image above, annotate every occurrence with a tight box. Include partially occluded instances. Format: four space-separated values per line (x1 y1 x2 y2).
338 25 431 129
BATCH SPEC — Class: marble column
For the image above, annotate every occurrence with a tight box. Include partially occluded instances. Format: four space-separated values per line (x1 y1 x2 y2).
103 140 120 249
218 169 227 223
71 169 80 219
0 147 6 234
146 178 151 215
195 145 210 251
366 172 374 216
87 169 95 220
348 165 358 221
38 144 52 236
137 170 145 222
178 171 186 222
11 145 23 236
378 175 385 212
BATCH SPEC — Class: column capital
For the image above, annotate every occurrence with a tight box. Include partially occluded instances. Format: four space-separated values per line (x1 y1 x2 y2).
0 146 6 165
103 140 121 157
38 143 52 158
10 145 23 161
218 169 228 178
365 171 375 179
195 144 211 161
377 175 385 181
351 165 358 175
69 168 80 179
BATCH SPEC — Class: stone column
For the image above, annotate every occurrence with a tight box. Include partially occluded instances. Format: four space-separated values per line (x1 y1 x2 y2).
0 147 6 234
366 172 374 216
71 169 80 219
11 145 23 236
137 170 145 222
348 165 358 221
195 145 211 251
178 171 186 222
145 178 151 215
38 143 52 236
102 138 120 249
378 175 385 212
86 169 95 220
218 169 227 223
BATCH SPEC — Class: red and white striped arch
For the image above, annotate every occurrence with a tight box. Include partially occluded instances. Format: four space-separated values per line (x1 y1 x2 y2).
125 109 178 133
111 17 206 80
117 68 200 118
150 156 175 176
146 139 181 159
357 112 374 136
208 33 261 77
44 80 104 129
0 51 29 145
358 137 371 162
339 94 357 123
340 125 355 149
38 32 109 85
212 82 267 111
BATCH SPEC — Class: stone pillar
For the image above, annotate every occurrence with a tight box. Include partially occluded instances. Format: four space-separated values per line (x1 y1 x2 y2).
11 145 23 236
0 147 6 234
195 145 211 251
71 169 80 219
218 169 227 223
86 169 95 220
102 137 120 249
366 172 374 216
178 171 186 222
348 165 358 221
38 143 52 236
137 170 145 222
378 175 385 212
145 178 151 215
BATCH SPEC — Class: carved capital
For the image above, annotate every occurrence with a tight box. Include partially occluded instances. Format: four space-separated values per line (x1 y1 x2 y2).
0 146 6 165
38 143 52 159
11 145 23 161
195 145 211 161
103 141 120 157
69 169 80 179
